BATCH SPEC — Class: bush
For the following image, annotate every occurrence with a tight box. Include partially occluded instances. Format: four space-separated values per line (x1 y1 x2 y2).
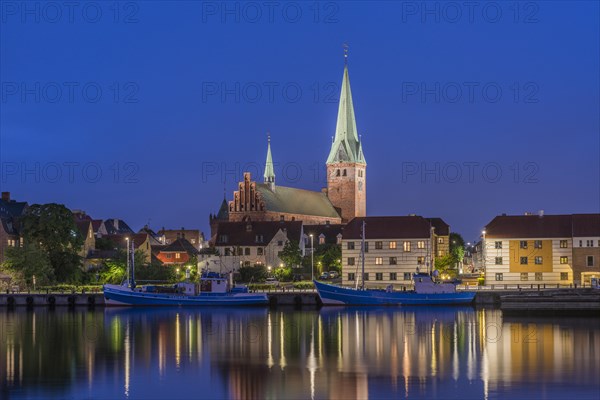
477 277 485 286
292 281 314 290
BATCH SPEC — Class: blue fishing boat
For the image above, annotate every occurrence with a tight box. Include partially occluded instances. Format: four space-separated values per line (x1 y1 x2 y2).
314 275 475 306
104 272 268 306
314 219 475 306
103 240 267 306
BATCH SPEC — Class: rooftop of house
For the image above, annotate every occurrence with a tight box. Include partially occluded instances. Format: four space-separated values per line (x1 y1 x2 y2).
214 220 303 246
343 216 433 240
255 184 341 220
159 238 199 255
484 213 600 238
303 224 344 244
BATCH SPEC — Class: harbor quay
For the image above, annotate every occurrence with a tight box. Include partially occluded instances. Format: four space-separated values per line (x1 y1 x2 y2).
1 287 598 311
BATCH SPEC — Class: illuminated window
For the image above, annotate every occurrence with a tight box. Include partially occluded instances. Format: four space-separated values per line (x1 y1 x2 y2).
438 237 444 244
389 241 397 249
560 273 568 281
319 235 325 245
534 256 542 265
417 241 425 249
535 273 543 281
175 253 181 259
560 256 568 264
417 256 425 264
375 257 383 265
560 240 568 248
403 241 411 252
520 273 528 281
495 273 503 281
534 240 542 249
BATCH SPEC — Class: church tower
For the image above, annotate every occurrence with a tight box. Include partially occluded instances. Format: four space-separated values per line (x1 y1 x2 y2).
326 52 366 222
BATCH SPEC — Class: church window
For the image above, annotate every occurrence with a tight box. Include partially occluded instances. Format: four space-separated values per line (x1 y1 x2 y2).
343 169 347 176
336 169 340 176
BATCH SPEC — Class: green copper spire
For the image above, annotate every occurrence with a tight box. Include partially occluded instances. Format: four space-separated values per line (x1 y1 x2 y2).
326 53 366 165
264 133 275 186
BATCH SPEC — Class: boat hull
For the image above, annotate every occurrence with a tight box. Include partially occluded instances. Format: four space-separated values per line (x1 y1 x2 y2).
103 285 268 306
314 280 475 306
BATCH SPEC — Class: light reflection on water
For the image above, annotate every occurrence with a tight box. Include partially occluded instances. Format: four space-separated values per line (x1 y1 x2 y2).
0 307 598 399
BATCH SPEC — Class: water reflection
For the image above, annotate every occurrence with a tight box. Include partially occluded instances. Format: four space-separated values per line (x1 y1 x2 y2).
1 307 598 399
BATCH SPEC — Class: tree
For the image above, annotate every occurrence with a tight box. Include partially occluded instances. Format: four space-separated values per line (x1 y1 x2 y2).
315 244 342 272
3 243 55 288
434 254 457 278
279 240 302 268
20 204 83 282
449 232 465 270
99 249 147 284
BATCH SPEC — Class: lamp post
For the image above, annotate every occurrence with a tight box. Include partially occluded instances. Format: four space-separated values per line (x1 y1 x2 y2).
309 234 314 281
481 230 486 276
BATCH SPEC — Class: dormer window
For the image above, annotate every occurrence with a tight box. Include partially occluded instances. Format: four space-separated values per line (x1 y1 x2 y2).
319 234 325 245
255 234 264 243
219 234 228 243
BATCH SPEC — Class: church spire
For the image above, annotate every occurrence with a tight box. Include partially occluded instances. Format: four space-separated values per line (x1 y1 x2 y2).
326 47 366 165
264 133 275 188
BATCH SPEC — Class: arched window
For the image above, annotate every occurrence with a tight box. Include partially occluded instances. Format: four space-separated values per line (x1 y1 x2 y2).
343 169 347 176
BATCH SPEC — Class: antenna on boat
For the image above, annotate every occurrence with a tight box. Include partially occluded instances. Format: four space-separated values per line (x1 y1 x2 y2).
361 219 366 291
130 238 136 289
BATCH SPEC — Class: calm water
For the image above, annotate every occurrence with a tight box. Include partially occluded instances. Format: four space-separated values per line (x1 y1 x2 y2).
1 306 599 399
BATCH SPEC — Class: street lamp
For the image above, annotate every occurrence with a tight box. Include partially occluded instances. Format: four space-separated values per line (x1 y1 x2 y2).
481 230 486 276
309 234 314 281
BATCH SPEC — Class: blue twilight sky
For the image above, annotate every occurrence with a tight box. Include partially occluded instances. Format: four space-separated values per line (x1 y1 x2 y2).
1 1 598 242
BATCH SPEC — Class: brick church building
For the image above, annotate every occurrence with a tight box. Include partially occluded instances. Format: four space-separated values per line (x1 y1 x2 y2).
209 58 367 239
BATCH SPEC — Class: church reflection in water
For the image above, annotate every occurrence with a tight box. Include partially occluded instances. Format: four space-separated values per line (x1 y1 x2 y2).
1 307 599 399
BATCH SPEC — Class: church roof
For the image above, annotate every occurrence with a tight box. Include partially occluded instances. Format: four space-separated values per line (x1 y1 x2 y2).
264 135 275 183
256 184 341 219
216 198 229 220
326 64 366 165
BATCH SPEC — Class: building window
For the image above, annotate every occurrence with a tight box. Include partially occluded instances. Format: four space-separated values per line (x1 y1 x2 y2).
245 248 250 255
495 273 503 281
343 169 347 176
403 241 411 252
560 272 568 281
417 256 425 265
336 235 342 244
534 256 543 265
587 256 595 267
560 256 568 264
319 236 325 245
363 242 369 253
403 273 412 280
257 248 263 256
417 241 425 249
277 241 283 246
390 272 397 281
375 257 383 265
495 241 502 249
348 273 355 281
175 253 181 259
520 273 528 281
347 242 355 250
348 257 355 266
535 273 543 281
389 257 397 265
495 257 503 265
166 253 173 259
560 240 568 248
389 241 397 249
225 248 231 256
375 241 383 249
280 215 284 221
375 273 383 281
219 234 228 243
579 240 583 247
520 256 528 265
244 261 251 267
534 240 542 249
363 273 369 281
191 239 196 244
336 169 340 176
520 241 528 249
256 235 264 243
438 237 444 244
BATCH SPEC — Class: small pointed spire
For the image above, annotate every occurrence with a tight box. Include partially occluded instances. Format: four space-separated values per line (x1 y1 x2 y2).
264 132 275 188
343 43 349 65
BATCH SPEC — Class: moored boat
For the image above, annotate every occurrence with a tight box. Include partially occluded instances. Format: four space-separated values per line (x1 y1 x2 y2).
104 272 268 306
314 274 475 306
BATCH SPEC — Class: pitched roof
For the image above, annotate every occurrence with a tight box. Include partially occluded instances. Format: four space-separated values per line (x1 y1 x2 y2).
326 64 366 165
303 224 343 244
159 238 199 255
0 198 27 219
343 216 431 240
572 214 600 236
103 219 134 235
106 233 149 249
485 214 574 238
426 217 450 236
215 220 303 246
216 198 229 220
256 184 340 219
74 220 92 236
91 220 103 233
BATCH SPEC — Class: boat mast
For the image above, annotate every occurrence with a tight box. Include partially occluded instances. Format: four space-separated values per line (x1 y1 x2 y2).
361 219 366 291
130 239 136 288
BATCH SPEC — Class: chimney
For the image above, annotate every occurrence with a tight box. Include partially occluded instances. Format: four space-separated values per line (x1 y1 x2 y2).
1 192 9 202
